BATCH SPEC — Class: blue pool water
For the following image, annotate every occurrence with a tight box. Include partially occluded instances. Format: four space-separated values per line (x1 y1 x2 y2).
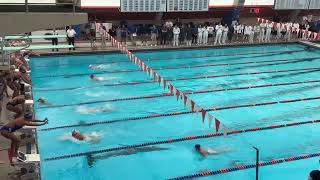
31 44 320 180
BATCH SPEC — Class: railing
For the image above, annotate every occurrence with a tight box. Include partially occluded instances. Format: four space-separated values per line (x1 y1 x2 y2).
0 0 80 13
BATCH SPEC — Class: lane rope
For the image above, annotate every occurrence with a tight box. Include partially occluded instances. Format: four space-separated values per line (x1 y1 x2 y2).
168 152 320 180
37 79 320 109
39 96 320 131
33 49 303 68
42 119 320 161
33 67 320 92
32 56 319 79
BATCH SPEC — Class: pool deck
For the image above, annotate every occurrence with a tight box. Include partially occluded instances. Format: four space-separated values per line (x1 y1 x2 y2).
0 39 319 179
34 39 320 56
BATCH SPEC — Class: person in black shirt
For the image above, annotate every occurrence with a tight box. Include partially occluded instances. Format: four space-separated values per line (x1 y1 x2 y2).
179 24 186 46
186 24 193 46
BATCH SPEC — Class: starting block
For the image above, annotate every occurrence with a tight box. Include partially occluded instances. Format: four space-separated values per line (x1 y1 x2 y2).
11 151 40 180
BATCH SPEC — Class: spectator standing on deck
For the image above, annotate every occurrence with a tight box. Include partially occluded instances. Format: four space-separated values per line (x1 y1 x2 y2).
192 25 198 45
249 25 255 43
66 26 76 51
150 25 157 46
214 23 223 46
207 24 214 43
51 29 59 52
259 22 266 43
202 25 209 45
265 22 272 42
228 24 234 43
179 24 186 46
120 25 127 45
173 25 180 47
161 25 168 45
222 24 228 45
197 24 203 45
308 170 320 180
100 26 107 48
186 24 193 46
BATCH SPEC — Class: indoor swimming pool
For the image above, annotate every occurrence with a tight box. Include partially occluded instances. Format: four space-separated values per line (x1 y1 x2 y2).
30 43 320 179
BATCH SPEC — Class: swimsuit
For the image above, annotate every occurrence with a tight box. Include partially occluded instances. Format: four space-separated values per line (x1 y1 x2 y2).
0 125 23 133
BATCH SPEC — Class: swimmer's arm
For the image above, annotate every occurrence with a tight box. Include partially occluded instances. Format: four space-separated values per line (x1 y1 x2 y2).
23 120 47 126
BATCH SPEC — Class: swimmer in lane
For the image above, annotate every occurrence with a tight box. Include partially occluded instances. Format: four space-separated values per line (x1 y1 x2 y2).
36 97 51 106
60 130 102 144
90 74 116 82
86 146 169 167
89 64 111 70
194 144 230 157
76 105 114 114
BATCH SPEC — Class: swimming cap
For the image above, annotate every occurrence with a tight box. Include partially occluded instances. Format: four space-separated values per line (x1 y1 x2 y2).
310 170 320 180
24 113 33 120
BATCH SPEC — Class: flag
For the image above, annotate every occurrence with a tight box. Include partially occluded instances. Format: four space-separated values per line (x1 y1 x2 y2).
222 125 228 137
191 101 195 112
215 118 220 133
208 114 213 128
153 72 157 81
183 94 188 107
176 89 180 101
158 75 161 85
201 109 206 124
163 79 167 90
147 67 151 76
169 85 174 95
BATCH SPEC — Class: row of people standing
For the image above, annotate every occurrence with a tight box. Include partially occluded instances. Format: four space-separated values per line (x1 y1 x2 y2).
158 23 231 47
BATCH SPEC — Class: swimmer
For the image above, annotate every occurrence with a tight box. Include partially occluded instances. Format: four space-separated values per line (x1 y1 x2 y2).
60 130 102 144
86 146 169 167
194 144 225 157
36 97 51 106
89 64 111 70
76 105 114 114
309 170 320 180
90 74 116 82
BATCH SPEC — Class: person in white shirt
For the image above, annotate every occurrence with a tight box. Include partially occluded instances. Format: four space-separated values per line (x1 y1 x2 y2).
244 25 250 40
214 23 223 46
249 26 254 43
253 25 260 42
66 26 76 51
207 24 214 43
202 25 209 44
197 25 203 45
100 26 107 48
265 22 273 43
173 25 180 47
276 23 282 40
233 23 239 40
286 22 292 41
222 25 229 44
259 23 266 43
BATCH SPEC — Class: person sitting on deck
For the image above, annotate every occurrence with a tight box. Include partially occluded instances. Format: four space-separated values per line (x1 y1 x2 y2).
6 95 25 118
0 113 48 161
